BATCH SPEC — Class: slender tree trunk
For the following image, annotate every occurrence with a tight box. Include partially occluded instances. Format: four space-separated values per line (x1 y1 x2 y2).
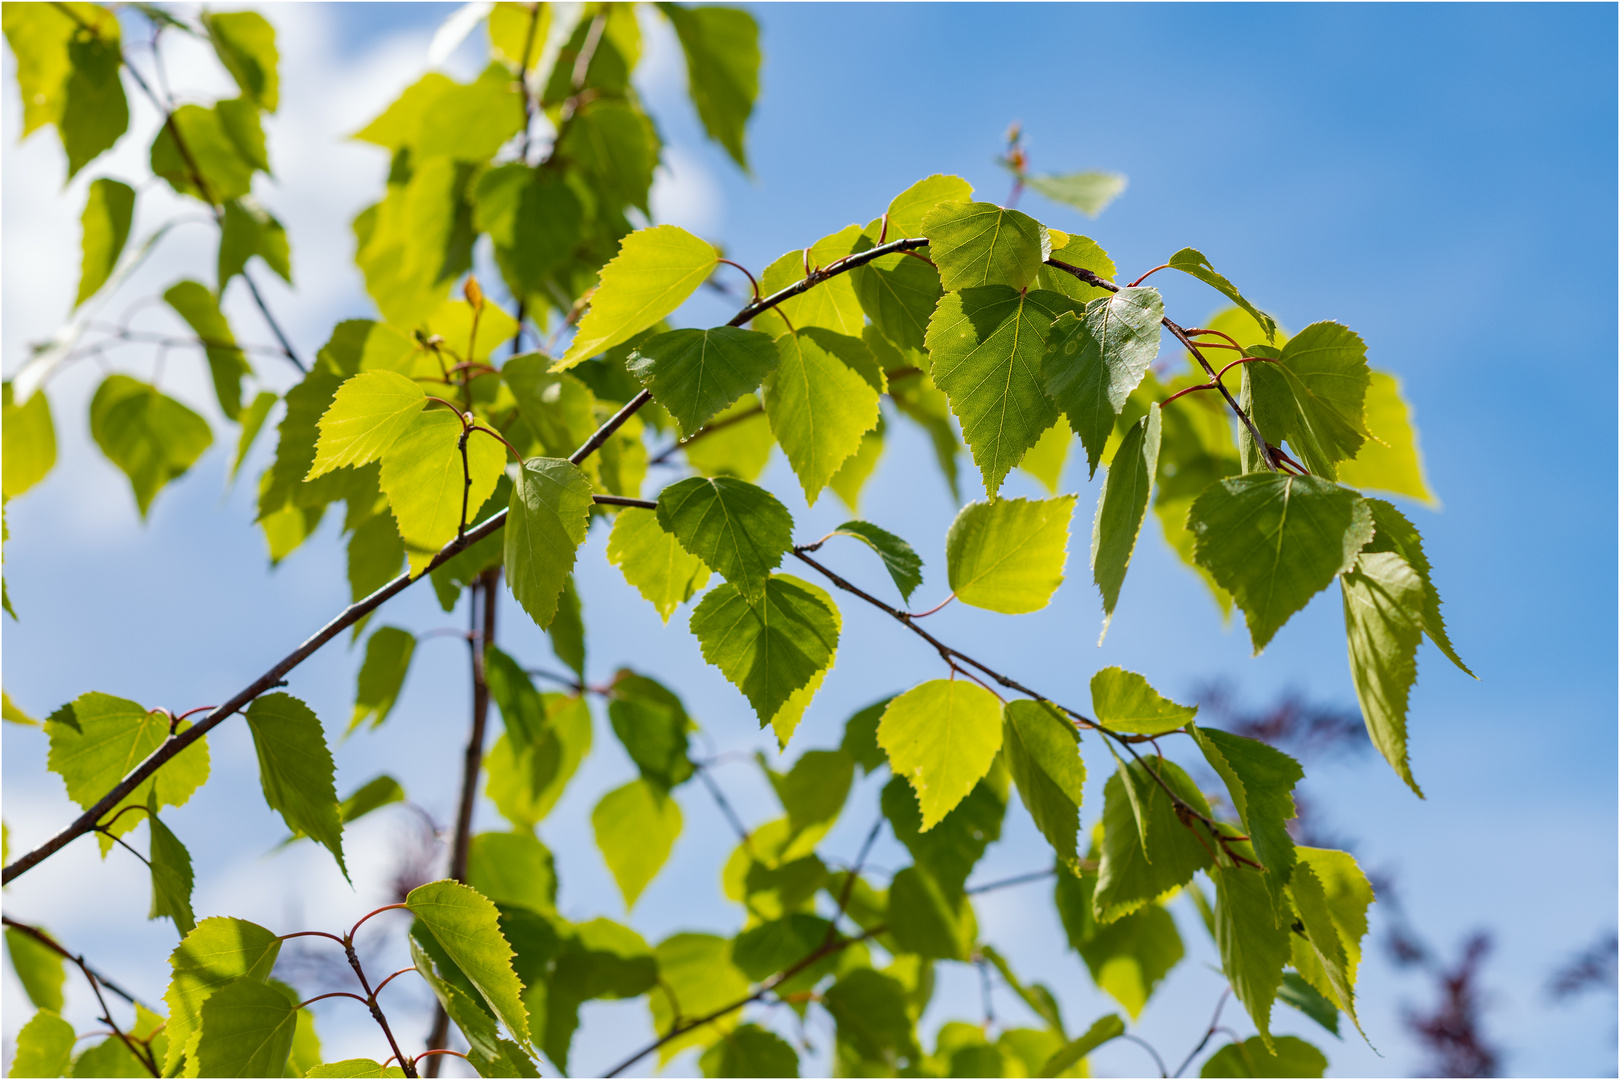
424 567 500 1075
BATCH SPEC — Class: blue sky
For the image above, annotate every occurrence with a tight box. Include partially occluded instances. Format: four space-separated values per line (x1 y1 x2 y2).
3 3 1615 1076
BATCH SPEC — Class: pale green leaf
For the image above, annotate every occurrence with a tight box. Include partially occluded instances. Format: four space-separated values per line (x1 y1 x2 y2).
1189 475 1373 653
1002 700 1085 871
1039 231 1118 303
823 968 920 1062
659 4 758 169
1167 248 1276 343
1026 171 1127 218
1054 869 1184 1019
1242 322 1371 479
378 408 506 573
354 65 523 162
754 226 866 338
1039 1014 1125 1077
406 879 532 1049
204 11 278 111
701 1024 800 1078
882 766 1008 896
1363 498 1470 675
194 977 297 1078
339 774 405 824
650 932 751 1061
605 507 710 621
244 693 345 878
689 575 840 725
2 384 57 499
1212 863 1291 1046
1093 759 1212 922
1342 550 1425 796
2 692 38 726
885 174 975 236
763 328 882 503
89 375 213 517
1277 972 1340 1036
163 917 282 1076
841 697 892 775
1200 1036 1326 1078
592 778 682 909
9 1009 75 1078
559 225 717 368
351 626 414 731
218 199 290 293
228 390 276 486
487 2 551 70
147 805 196 937
150 102 257 202
352 155 475 328
57 25 127 181
1188 724 1301 903
925 287 1080 496
1092 407 1161 638
504 457 594 628
850 226 942 358
889 866 975 961
1090 667 1195 735
305 1061 406 1078
308 371 426 478
887 365 961 499
485 694 593 829
468 831 556 914
5 929 65 1012
625 326 778 437
425 298 520 365
1042 287 1163 476
827 520 923 602
1287 847 1373 1032
1019 421 1070 494
1336 371 1435 505
76 177 134 307
164 279 250 421
946 495 1075 614
878 680 1003 831
682 393 774 481
922 201 1049 291
657 475 793 599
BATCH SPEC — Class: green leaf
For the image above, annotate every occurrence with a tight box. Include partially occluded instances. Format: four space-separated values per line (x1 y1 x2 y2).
878 680 1003 831
1042 288 1163 476
487 2 551 70
607 671 695 790
355 64 524 162
148 805 197 937
468 831 556 914
76 177 134 307
841 697 892 775
1167 248 1276 344
308 371 426 478
946 495 1075 614
827 520 923 602
475 164 584 301
378 408 505 573
1211 863 1291 1046
1039 1013 1125 1077
882 766 1008 896
1040 230 1119 302
701 1024 800 1078
657 475 794 600
2 384 57 499
349 511 406 609
228 390 276 486
763 328 883 503
5 928 66 1011
338 774 405 824
1019 420 1071 494
925 286 1080 496
659 3 758 169
406 879 532 1049
351 626 414 731
1335 371 1435 504
689 574 840 725
218 199 291 293
1089 667 1196 735
194 977 297 1078
541 919 657 1073
10 1009 75 1078
1054 869 1184 1020
485 694 593 829
680 392 774 480
754 226 867 338
305 1061 406 1078
886 174 975 236
1277 972 1340 1036
1093 759 1213 922
979 945 1065 1035
891 866 977 961
922 201 1049 291
1362 498 1471 675
592 778 682 909
1189 724 1302 904
2 691 38 726
823 968 920 1064
2 4 106 141
164 280 251 421
412 927 541 1077
45 692 210 849
150 102 259 203
1002 700 1085 871
56 24 128 181
89 375 213 517
559 225 717 368
1287 847 1373 1032
163 917 282 1075
886 362 962 499
1091 407 1161 638
1189 475 1373 653
650 933 752 1062
243 693 345 879
549 576 587 680
606 507 710 622
204 11 278 111
504 457 594 629
352 155 475 328
851 228 942 358
1201 1036 1327 1078
766 748 855 854
1242 323 1371 479
501 355 598 458
1026 172 1127 218
626 326 778 437
1341 550 1425 796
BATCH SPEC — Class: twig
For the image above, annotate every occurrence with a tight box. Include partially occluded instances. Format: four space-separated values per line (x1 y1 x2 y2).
695 764 751 845
1172 988 1231 1077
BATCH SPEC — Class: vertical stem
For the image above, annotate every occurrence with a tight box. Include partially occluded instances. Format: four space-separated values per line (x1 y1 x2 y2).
425 566 501 1074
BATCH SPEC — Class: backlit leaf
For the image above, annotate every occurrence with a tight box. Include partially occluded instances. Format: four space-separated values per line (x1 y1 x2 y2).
504 457 594 629
1189 475 1373 653
559 225 718 368
1278 972 1340 1036
890 866 975 960
89 375 213 517
1362 498 1471 675
150 102 258 203
228 390 276 486
164 280 251 421
218 199 291 293
878 680 1003 831
2 384 56 499
1042 287 1163 476
754 225 866 338
626 326 778 437
1212 863 1290 1046
147 804 196 937
946 495 1075 614
689 575 840 725
5 928 65 1011
1242 322 1371 479
355 65 523 162
244 693 346 879
9 1009 75 1078
485 693 593 829
1019 421 1071 494
882 765 1008 895
1090 667 1195 736
592 778 682 909
1167 248 1276 343
194 977 297 1078
468 831 556 914
605 507 710 621
926 286 1080 496
204 11 278 111
1092 407 1161 639
1093 759 1212 922
886 174 975 236
1189 724 1301 904
1287 847 1373 1032
76 177 134 307
659 3 759 169
763 328 883 503
850 228 941 359
607 671 695 790
308 371 426 478
658 475 793 600
650 932 751 1061
827 520 923 602
682 393 775 481
378 408 505 573
1054 868 1184 1020
823 968 920 1064
1002 700 1086 871
351 626 414 731
701 1024 799 1078
1335 371 1435 505
1038 1013 1126 1077
163 917 282 1075
406 879 532 1049
1201 1036 1326 1078
923 201 1049 291
1026 171 1127 218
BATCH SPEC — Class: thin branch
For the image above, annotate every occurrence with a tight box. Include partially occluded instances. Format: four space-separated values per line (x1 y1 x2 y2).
343 935 416 1079
1121 1033 1170 1078
1173 988 1231 1077
694 764 751 845
965 868 1057 895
